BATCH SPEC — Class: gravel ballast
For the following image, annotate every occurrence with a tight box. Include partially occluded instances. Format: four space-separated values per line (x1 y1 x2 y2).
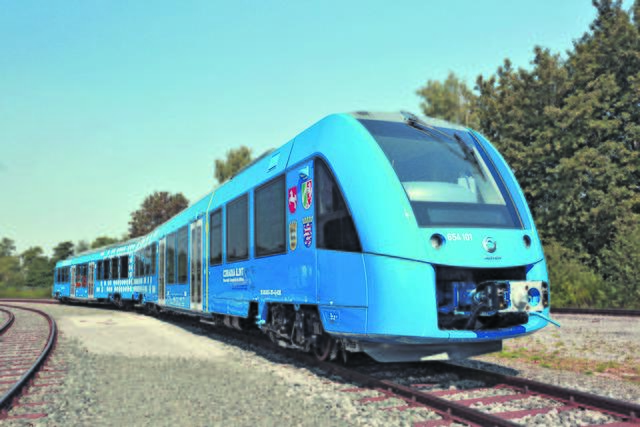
5 304 441 426
4 304 639 426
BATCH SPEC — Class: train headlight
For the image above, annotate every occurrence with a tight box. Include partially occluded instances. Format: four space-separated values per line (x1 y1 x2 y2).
523 234 532 248
430 234 444 250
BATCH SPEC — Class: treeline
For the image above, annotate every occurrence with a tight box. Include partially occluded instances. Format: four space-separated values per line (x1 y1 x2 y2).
417 0 640 308
0 148 253 297
0 237 120 297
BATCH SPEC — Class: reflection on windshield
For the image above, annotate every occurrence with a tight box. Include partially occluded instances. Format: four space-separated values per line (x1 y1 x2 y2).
360 119 521 229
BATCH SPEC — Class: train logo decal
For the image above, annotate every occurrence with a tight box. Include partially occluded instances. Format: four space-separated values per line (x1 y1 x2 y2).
482 237 497 253
302 216 313 247
288 186 297 213
301 179 313 209
289 220 297 251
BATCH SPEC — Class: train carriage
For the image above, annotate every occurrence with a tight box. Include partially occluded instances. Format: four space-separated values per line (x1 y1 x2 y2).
54 111 552 362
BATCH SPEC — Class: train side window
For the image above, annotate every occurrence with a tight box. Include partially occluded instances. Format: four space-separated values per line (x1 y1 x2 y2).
119 256 129 279
150 244 157 275
54 269 59 283
315 158 362 252
111 258 119 280
177 226 189 283
255 176 285 257
209 209 222 265
144 245 151 276
104 259 111 280
167 232 177 285
97 261 103 280
227 194 249 262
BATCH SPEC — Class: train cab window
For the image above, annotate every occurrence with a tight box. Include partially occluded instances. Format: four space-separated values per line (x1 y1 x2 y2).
111 258 118 280
226 194 249 262
209 209 222 265
315 159 361 252
119 256 128 279
255 176 285 257
167 232 177 285
177 226 188 283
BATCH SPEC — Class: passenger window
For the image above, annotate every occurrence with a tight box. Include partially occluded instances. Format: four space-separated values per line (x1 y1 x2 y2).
315 158 361 252
209 209 222 265
177 226 189 283
135 252 142 278
119 256 129 279
97 261 103 280
255 176 285 257
167 232 176 285
227 194 249 262
150 244 157 275
111 258 119 280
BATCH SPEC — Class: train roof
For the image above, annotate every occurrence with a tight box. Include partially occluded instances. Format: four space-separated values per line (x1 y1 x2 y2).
56 111 468 268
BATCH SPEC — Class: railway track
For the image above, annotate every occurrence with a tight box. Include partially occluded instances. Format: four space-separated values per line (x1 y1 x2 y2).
552 307 640 317
308 358 640 426
0 304 60 422
2 298 639 425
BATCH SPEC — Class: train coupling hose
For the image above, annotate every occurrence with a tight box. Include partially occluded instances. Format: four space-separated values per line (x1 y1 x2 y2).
529 311 561 327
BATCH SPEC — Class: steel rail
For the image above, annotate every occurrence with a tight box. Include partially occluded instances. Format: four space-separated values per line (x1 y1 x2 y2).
0 304 58 412
552 307 640 317
268 346 518 426
0 298 59 305
0 307 15 335
440 362 640 423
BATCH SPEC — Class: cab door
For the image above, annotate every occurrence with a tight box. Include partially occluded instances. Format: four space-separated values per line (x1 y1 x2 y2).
190 218 203 311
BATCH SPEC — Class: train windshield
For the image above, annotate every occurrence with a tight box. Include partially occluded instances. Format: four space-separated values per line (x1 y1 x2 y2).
360 119 522 229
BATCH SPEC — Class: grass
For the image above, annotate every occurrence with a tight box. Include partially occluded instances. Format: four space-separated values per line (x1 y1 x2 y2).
0 287 51 299
491 346 640 383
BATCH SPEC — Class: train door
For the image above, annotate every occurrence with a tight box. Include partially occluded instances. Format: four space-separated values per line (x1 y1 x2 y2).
158 238 166 304
88 262 95 299
70 265 76 298
190 218 203 311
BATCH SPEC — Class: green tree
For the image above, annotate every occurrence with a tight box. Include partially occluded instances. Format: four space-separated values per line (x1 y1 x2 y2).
52 241 74 264
0 237 16 257
128 191 189 238
214 146 253 184
416 71 479 128
20 247 52 288
91 236 121 249
600 217 640 308
543 240 605 308
75 240 90 253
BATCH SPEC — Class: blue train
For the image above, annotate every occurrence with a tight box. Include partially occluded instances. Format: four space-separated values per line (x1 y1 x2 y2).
53 111 552 362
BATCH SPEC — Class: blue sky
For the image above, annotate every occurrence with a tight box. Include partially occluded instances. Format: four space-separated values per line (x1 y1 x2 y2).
0 0 626 255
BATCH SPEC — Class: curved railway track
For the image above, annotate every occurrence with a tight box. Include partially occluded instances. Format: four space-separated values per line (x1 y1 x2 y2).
2 298 638 425
0 304 59 421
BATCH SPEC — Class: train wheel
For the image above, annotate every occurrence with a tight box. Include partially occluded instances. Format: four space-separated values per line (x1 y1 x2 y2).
313 334 333 361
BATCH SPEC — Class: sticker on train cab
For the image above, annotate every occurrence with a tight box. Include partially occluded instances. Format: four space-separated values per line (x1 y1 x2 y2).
303 218 313 247
288 186 297 213
289 220 297 251
301 179 313 209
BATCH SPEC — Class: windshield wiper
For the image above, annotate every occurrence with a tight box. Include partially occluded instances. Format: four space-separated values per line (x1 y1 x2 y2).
400 111 486 178
454 133 486 179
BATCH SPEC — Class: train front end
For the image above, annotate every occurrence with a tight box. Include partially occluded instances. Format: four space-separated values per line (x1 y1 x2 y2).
321 112 551 362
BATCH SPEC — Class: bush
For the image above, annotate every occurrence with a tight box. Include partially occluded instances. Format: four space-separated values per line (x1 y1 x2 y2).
0 286 51 299
544 240 605 308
